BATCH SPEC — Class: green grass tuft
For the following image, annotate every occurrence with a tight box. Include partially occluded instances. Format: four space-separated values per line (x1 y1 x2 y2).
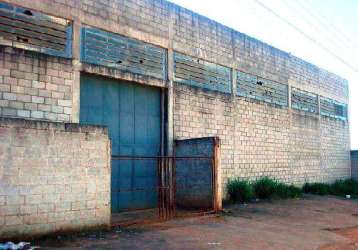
253 177 279 199
227 178 254 203
276 183 303 199
227 177 357 204
227 177 302 203
302 183 331 195
303 179 358 196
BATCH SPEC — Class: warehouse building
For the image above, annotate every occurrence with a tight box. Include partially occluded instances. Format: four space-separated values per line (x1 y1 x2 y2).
0 0 350 239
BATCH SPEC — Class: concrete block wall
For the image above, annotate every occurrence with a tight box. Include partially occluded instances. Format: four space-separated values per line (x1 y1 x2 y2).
1 0 348 109
174 84 350 187
0 1 351 188
0 47 73 122
351 151 358 180
0 118 111 240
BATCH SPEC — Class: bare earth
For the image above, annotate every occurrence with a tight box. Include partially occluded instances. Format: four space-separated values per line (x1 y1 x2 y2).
35 195 358 250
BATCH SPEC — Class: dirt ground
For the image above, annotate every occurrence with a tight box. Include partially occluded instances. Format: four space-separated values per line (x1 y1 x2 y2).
35 195 358 250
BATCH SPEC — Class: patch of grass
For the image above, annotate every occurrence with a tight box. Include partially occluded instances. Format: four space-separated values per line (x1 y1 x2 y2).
302 183 331 195
330 179 358 196
303 179 358 197
227 177 302 203
227 178 254 203
253 178 303 199
253 177 279 199
276 183 303 199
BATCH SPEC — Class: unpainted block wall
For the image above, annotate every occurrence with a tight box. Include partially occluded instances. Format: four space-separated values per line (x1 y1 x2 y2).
0 118 111 240
2 0 349 101
174 84 350 187
352 151 358 180
0 47 73 122
0 0 351 188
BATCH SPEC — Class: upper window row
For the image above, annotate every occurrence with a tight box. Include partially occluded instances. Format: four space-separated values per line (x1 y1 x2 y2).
0 3 347 121
0 2 72 58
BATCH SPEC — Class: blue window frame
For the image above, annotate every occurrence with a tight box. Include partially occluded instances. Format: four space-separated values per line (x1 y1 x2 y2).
0 2 72 58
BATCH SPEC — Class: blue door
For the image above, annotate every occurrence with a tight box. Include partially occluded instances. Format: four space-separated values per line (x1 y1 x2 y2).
80 74 161 212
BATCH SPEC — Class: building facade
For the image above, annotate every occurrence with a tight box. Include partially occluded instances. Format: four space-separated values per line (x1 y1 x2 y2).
0 0 351 239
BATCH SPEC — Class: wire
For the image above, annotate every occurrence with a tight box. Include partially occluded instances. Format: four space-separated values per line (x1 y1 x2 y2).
282 0 358 69
297 0 358 49
284 0 354 52
253 0 358 73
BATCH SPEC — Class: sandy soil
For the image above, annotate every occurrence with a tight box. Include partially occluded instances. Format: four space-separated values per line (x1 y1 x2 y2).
34 195 358 250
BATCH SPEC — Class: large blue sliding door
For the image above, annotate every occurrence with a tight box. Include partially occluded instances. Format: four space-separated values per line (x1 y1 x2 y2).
80 74 161 212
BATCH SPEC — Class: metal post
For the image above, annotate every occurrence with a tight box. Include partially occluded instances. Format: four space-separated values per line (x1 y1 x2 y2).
213 137 222 212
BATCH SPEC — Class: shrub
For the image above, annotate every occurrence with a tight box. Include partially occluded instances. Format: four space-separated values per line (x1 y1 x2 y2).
227 177 303 203
227 178 254 203
302 183 331 195
302 179 358 197
276 183 303 199
253 177 279 199
329 179 358 196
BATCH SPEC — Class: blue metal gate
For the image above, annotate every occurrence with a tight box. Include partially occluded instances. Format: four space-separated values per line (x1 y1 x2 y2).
80 74 161 213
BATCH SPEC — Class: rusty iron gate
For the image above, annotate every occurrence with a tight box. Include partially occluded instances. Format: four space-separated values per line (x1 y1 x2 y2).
111 137 221 226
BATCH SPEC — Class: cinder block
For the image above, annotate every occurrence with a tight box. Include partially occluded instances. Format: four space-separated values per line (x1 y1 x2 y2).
31 111 44 119
32 96 45 104
24 102 38 111
0 84 10 92
48 212 66 223
32 81 46 89
0 205 20 216
5 215 23 226
57 114 70 122
24 87 38 96
17 110 31 118
23 213 48 225
16 94 31 102
18 63 32 73
3 92 16 101
58 99 72 107
25 194 43 205
18 79 32 87
52 91 65 99
20 205 38 215
0 68 10 76
44 112 57 121
47 69 59 77
63 107 72 115
0 99 9 107
39 89 52 98
45 98 57 105
24 72 38 81
2 108 17 116
51 105 64 114
5 75 19 84
55 202 71 212
71 201 87 211
0 196 5 206
38 104 51 112
9 101 24 109
46 83 58 91
38 203 55 213
52 77 65 85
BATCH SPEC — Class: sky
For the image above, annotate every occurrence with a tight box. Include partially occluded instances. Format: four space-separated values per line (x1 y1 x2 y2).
168 0 358 149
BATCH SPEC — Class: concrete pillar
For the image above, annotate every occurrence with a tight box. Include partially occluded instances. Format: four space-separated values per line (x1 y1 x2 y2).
231 68 237 97
288 84 292 109
166 7 175 156
71 19 81 123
